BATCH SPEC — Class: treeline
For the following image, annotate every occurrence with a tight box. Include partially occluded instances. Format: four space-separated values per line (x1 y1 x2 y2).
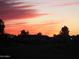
0 19 79 45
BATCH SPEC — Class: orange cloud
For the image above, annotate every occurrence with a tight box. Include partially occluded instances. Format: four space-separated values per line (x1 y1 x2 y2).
5 19 61 36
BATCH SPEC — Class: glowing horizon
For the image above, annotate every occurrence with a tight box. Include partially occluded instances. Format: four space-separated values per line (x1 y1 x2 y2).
0 0 79 36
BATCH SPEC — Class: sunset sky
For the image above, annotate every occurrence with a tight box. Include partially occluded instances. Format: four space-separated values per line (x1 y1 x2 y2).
0 0 79 36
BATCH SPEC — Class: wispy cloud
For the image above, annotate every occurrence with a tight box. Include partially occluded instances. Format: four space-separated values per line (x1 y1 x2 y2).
0 0 45 20
54 2 79 7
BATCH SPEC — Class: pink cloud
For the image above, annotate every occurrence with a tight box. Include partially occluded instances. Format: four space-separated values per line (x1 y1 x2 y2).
0 0 46 20
54 2 79 7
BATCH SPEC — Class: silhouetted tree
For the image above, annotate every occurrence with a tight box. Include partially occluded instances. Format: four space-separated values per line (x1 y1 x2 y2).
37 32 42 36
0 19 5 34
0 18 79 51
59 26 69 36
18 30 30 41
20 30 29 36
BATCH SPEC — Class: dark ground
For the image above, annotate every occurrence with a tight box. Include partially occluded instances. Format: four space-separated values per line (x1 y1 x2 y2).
0 41 79 59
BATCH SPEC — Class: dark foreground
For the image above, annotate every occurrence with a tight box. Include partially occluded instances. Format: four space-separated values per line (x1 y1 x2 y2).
0 20 79 58
0 40 79 59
